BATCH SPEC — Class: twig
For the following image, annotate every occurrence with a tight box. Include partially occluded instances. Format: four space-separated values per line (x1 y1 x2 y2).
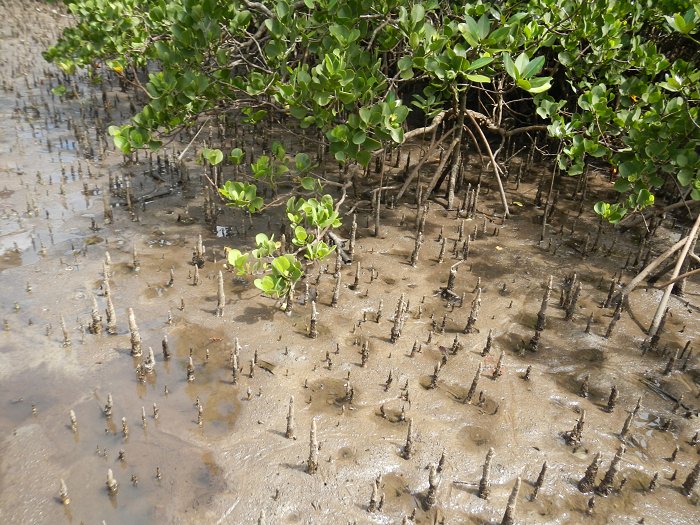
648 212 700 335
326 231 352 263
241 0 273 18
178 118 211 162
394 127 456 202
654 267 700 288
465 110 510 218
422 138 460 200
620 198 700 228
403 110 449 142
617 237 687 299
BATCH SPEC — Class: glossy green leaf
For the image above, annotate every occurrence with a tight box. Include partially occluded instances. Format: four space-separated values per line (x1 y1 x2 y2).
300 176 315 190
202 148 224 166
466 73 490 83
502 53 517 79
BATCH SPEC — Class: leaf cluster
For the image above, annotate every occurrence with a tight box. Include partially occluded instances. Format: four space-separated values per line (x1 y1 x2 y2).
47 0 700 220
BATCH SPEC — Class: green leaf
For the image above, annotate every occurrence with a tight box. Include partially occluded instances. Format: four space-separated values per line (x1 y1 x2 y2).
557 51 575 67
466 73 490 83
352 131 366 145
594 201 610 216
295 153 313 171
359 107 372 125
328 124 349 143
129 129 145 148
292 226 309 247
363 137 382 151
468 56 494 70
300 176 315 190
356 148 371 166
502 53 517 80
464 15 479 43
113 134 130 153
521 55 545 80
618 160 643 180
271 141 286 161
399 67 415 80
264 18 284 38
526 77 552 94
476 14 490 40
276 0 289 17
568 162 584 176
202 148 224 166
410 4 425 27
254 276 275 294
390 127 404 143
514 53 529 77
250 197 264 212
614 178 632 193
398 56 413 71
594 202 626 224
265 40 285 59
635 189 654 208
584 139 606 158
488 26 510 43
678 168 694 186
226 248 244 267
329 24 349 45
229 147 245 164
516 78 531 91
271 255 291 275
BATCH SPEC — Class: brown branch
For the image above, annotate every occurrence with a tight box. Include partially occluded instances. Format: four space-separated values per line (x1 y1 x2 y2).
649 211 700 335
618 236 688 298
654 267 700 288
394 127 456 202
402 110 449 142
464 109 547 137
241 0 273 18
664 198 700 212
621 198 700 228
422 138 460 200
177 118 211 162
505 124 549 137
465 110 510 218
461 122 484 167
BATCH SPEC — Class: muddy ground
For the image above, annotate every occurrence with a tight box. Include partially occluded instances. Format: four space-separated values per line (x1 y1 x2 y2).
0 2 698 524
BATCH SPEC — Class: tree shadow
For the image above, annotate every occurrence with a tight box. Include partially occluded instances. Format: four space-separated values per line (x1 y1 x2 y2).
233 304 277 324
281 461 308 473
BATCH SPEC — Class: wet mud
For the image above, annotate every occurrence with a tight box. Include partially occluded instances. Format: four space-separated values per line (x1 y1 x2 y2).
0 1 699 524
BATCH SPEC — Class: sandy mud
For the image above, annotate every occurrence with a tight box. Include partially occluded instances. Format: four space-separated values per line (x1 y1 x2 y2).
0 2 698 524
